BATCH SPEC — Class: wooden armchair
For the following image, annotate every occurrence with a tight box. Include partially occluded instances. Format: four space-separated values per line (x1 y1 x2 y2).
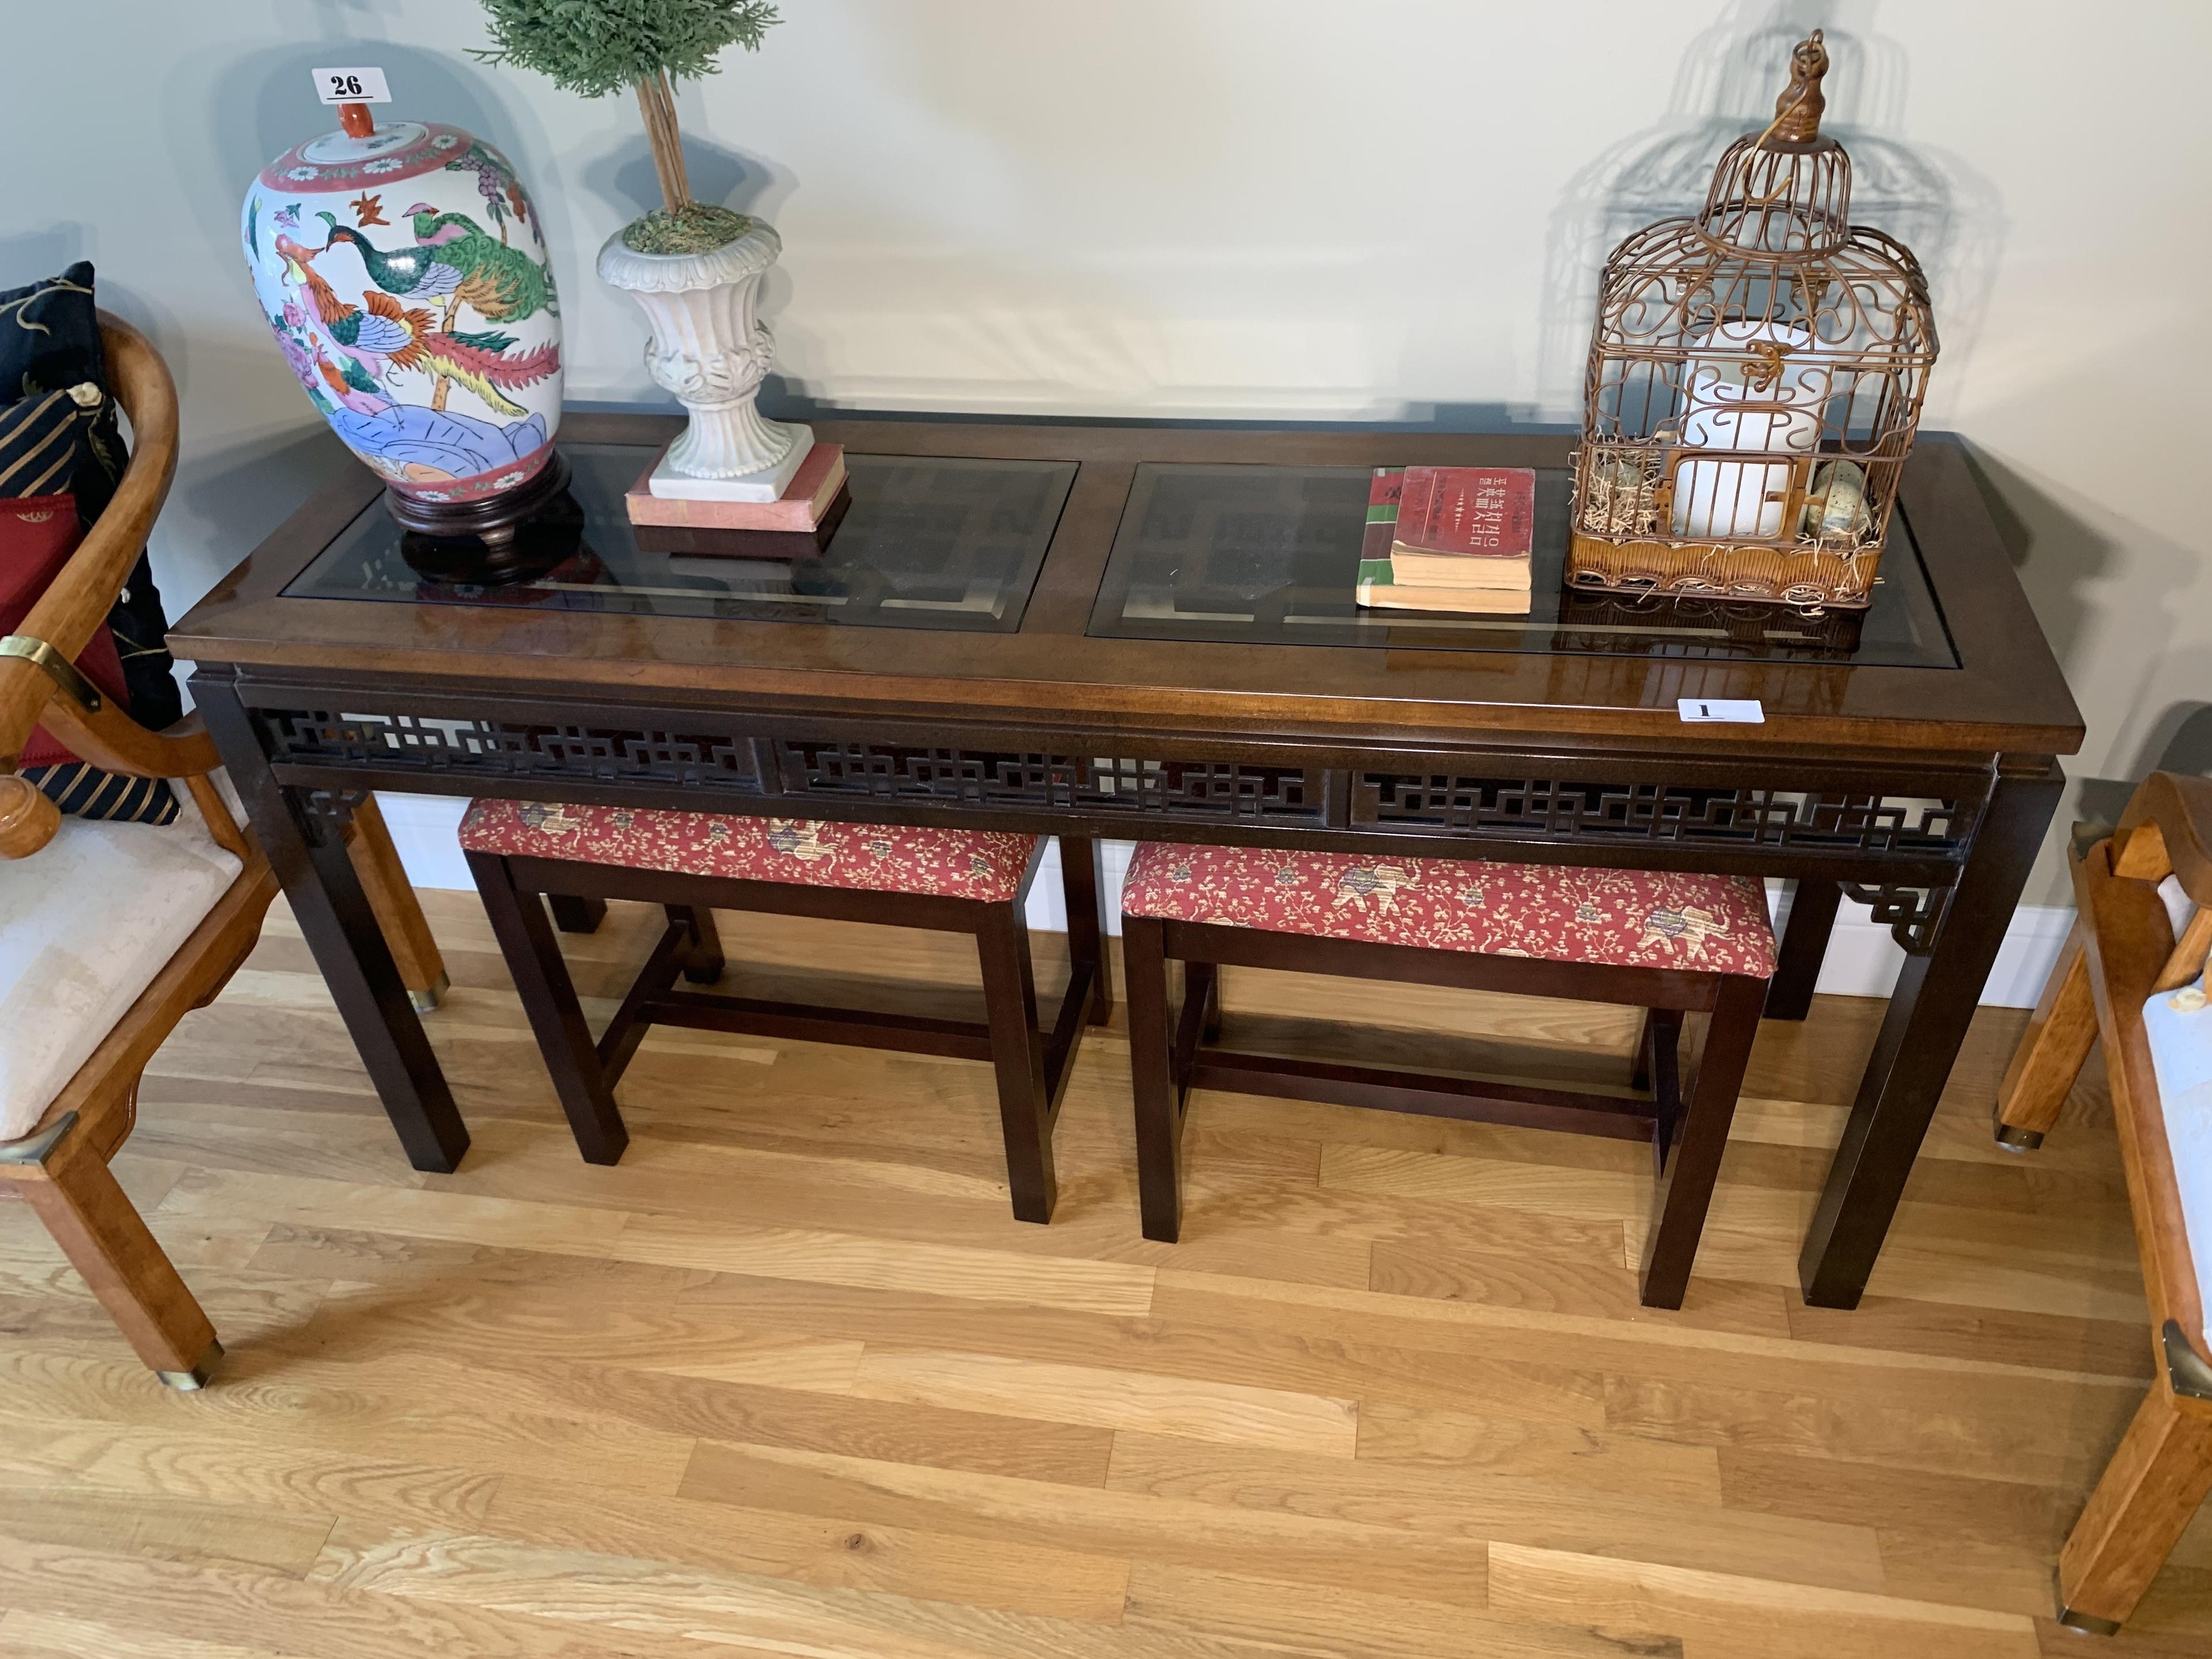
1994 772 2212 1633
0 313 446 1388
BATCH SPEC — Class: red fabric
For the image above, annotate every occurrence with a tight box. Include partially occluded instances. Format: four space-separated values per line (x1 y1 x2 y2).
460 799 1040 904
0 495 129 766
1122 842 1777 979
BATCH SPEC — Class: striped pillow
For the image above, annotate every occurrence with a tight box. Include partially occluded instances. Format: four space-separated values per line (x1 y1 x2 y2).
20 760 178 825
0 385 98 499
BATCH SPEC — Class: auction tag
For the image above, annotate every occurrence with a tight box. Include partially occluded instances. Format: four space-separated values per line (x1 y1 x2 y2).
1677 698 1765 724
313 66 392 104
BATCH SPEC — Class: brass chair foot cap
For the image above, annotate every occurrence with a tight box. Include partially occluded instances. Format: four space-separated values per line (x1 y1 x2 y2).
156 1338 224 1392
1993 1122 2044 1153
410 972 452 1014
2056 1607 2122 1637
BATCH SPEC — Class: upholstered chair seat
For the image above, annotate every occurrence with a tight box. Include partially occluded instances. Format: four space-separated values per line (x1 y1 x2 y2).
0 787 241 1140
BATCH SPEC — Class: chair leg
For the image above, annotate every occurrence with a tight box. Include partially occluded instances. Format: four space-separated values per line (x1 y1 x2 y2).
1764 877 1839 1021
2056 1381 2212 1634
1059 836 1113 1023
976 903 1055 1224
668 904 725 984
346 795 450 1013
548 894 607 935
467 851 628 1164
1125 915 1184 1244
1993 918 2096 1152
21 1132 219 1387
1639 975 1764 1309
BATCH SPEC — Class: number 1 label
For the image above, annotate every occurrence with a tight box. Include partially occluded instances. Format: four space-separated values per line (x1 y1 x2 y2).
313 66 392 104
1676 698 1766 724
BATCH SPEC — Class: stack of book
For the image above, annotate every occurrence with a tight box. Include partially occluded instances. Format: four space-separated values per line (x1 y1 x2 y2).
1355 465 1536 613
626 443 850 559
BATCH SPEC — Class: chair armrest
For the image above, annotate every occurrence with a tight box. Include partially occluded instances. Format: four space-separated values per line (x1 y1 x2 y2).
0 312 178 769
2114 773 2212 907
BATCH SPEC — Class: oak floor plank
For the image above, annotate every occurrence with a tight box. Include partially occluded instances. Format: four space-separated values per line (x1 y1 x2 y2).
1103 1431 1890 1593
1123 1560 1680 1659
849 1346 1359 1457
1484 1539 2041 1659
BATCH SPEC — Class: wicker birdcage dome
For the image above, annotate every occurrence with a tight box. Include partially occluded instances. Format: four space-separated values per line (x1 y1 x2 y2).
1567 30 1938 611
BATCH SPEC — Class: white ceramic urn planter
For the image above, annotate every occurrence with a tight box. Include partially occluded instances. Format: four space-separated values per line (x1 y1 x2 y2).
597 219 813 502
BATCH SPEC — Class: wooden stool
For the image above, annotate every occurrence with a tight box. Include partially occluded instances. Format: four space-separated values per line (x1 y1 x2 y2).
1119 843 1775 1308
461 802 1111 1222
1993 773 2212 1634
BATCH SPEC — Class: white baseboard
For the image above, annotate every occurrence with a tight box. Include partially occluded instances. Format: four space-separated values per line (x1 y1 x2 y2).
375 792 2068 1009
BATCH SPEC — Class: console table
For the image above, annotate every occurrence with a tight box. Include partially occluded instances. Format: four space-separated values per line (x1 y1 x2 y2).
169 411 2084 1309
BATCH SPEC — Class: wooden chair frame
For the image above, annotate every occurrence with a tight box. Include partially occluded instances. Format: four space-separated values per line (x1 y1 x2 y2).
1122 912 1768 1309
0 314 445 1387
1994 772 2212 1633
465 836 1113 1222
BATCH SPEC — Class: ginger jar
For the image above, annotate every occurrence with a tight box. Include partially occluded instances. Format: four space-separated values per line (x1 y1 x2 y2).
240 115 563 515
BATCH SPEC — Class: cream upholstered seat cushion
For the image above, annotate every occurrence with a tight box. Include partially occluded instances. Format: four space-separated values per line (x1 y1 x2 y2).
0 788 243 1141
2142 971 2212 1353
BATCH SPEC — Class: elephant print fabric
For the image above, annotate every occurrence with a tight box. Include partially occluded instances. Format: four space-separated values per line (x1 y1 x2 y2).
1119 844 1777 978
242 122 563 505
458 800 1039 905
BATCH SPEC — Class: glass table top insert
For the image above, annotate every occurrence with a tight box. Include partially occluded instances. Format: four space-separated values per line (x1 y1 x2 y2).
1088 463 1957 665
286 443 1077 632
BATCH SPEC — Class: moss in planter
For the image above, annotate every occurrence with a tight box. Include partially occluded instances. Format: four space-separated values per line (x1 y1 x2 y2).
622 203 755 255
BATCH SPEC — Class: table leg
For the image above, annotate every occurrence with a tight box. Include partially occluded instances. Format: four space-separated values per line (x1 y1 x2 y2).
194 677 469 1173
1765 877 1840 1020
1796 765 2062 1308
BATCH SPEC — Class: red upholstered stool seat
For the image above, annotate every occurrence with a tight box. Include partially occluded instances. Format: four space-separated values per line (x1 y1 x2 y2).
459 800 1111 1222
1119 841 1776 1309
1120 843 1777 978
459 800 1039 904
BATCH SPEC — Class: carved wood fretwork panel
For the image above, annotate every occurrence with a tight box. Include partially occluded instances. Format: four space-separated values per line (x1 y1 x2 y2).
257 710 766 797
1354 775 1974 862
774 743 1325 824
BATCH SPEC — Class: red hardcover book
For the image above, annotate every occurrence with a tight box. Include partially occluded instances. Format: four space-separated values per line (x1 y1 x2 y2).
1390 466 1536 586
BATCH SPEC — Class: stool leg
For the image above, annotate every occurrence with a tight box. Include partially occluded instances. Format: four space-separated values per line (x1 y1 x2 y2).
976 903 1055 1224
468 851 628 1164
2057 1380 2212 1634
1125 915 1183 1243
1192 961 1223 1044
548 894 607 935
668 904 725 984
1639 976 1763 1309
1993 918 2095 1152
1059 836 1113 1023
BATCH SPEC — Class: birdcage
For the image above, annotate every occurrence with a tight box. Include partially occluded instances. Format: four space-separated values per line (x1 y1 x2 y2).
1567 31 1937 611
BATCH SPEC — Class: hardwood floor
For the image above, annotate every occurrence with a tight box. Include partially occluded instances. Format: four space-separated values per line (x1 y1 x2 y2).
2 887 2207 1657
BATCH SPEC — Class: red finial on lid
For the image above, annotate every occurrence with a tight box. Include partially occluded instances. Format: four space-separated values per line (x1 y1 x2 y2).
338 102 376 139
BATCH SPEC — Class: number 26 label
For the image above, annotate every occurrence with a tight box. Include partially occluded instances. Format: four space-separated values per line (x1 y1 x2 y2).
313 66 391 104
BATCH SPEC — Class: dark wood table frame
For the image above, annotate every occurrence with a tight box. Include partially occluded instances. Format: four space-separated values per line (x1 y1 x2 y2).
172 411 2083 1309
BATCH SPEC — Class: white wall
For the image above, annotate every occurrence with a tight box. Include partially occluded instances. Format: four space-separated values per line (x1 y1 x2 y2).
7 0 2206 945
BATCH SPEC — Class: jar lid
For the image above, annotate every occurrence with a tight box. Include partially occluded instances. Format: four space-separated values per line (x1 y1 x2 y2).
258 121 474 192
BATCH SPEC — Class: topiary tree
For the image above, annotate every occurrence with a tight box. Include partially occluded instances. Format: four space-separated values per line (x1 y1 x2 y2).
472 0 781 251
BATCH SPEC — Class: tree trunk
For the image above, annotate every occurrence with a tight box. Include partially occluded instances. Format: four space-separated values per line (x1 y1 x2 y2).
635 71 692 217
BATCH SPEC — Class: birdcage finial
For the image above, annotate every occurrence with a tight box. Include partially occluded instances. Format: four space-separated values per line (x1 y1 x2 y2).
1767 30 1828 146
